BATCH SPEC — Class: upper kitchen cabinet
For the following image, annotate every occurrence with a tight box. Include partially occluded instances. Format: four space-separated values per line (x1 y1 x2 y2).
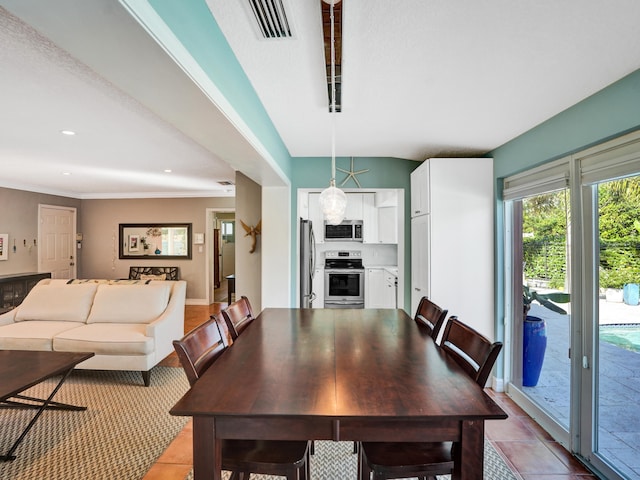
363 191 398 244
303 189 401 245
410 162 430 217
344 193 364 220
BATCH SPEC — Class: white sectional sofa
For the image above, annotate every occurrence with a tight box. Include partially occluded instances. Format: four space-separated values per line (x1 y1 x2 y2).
0 278 186 386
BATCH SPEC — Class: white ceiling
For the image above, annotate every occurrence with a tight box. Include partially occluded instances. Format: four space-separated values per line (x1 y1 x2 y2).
1 0 640 198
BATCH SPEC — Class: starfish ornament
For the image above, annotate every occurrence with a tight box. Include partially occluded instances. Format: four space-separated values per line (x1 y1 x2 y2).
337 157 370 188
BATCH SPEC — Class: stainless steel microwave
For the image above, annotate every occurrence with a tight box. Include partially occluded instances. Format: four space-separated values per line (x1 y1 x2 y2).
324 219 363 242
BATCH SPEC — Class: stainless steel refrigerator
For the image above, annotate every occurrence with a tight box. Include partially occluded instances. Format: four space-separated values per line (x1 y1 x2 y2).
299 218 316 308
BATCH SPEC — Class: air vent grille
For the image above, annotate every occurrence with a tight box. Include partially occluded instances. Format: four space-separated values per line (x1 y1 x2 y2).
218 181 235 186
247 0 292 39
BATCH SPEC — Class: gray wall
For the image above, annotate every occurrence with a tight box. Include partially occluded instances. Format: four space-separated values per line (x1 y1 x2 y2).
0 187 81 275
0 187 235 301
235 172 262 311
79 196 234 300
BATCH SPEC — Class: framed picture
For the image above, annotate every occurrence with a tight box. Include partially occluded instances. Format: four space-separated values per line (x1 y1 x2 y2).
0 234 8 261
129 234 140 252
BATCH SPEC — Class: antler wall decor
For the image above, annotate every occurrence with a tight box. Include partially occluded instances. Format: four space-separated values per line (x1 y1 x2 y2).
240 220 262 254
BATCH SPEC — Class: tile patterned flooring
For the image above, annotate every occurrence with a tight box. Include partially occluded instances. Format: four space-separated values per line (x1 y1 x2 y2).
143 304 598 480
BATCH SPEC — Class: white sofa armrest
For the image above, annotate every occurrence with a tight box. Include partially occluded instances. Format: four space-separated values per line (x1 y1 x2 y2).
0 309 17 326
144 281 186 362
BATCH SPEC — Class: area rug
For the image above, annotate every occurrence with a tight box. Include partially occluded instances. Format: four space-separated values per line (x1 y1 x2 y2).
185 438 518 480
0 367 190 480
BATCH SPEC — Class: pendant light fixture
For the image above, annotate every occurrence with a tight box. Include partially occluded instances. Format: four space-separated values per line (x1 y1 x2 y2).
318 0 346 226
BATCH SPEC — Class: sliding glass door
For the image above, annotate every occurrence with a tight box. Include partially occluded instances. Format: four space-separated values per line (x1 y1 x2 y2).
509 188 572 435
582 176 640 479
504 130 640 480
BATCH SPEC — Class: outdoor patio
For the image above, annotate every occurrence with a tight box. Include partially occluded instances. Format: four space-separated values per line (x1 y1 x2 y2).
523 301 640 479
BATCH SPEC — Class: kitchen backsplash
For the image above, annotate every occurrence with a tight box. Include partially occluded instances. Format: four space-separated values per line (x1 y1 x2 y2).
315 242 397 267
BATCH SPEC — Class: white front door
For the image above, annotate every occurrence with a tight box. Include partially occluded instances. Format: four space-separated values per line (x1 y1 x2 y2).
38 205 76 279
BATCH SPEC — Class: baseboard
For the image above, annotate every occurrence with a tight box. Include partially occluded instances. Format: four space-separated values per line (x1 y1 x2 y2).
186 298 208 306
492 375 505 392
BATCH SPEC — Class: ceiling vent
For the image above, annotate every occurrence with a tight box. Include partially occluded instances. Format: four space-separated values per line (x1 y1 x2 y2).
247 0 293 39
218 181 235 186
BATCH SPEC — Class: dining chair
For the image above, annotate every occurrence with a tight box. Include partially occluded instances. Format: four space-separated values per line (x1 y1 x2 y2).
413 296 448 342
172 315 228 387
173 314 310 480
221 295 255 340
358 316 503 480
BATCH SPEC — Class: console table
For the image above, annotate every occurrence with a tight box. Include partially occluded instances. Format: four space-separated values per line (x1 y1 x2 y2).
0 272 51 314
225 274 235 303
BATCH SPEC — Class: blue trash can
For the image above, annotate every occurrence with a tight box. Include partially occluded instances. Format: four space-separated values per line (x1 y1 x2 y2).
523 316 547 387
623 283 639 305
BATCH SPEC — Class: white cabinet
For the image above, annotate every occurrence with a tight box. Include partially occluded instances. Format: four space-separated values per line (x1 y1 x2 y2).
365 268 396 308
411 214 429 311
344 193 364 220
312 268 324 308
363 192 397 244
410 158 494 336
376 190 397 208
377 206 398 244
410 162 430 217
307 191 398 244
362 193 377 243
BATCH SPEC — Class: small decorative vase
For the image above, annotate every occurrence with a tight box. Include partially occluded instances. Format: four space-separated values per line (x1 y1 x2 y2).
155 248 161 255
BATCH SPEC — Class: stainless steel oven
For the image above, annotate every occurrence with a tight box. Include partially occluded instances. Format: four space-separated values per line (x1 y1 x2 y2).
324 251 364 309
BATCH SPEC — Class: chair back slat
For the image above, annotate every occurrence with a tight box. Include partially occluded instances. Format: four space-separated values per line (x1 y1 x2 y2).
173 315 227 386
440 316 502 387
414 296 448 342
222 295 255 340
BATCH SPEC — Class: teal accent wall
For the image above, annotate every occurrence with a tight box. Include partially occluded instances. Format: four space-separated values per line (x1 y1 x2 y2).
493 69 640 179
489 68 640 375
292 156 418 310
148 0 292 179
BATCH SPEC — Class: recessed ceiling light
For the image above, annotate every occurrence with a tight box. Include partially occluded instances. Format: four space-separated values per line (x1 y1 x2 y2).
61 130 76 136
164 169 172 173
62 172 72 176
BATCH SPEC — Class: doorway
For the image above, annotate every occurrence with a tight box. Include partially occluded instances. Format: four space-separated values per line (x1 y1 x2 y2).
207 209 235 304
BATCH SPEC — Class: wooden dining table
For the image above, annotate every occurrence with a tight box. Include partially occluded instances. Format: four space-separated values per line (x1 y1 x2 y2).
170 308 507 480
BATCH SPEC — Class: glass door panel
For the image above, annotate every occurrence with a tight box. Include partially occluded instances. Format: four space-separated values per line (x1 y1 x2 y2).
515 189 572 431
594 177 640 479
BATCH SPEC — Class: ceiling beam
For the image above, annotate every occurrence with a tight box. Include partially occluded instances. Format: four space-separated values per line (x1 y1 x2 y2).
321 0 342 112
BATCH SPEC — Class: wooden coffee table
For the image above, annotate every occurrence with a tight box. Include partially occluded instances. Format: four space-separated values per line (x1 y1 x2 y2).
0 349 94 461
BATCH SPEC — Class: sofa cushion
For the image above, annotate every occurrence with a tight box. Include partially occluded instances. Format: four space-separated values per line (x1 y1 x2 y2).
86 283 171 324
53 323 154 355
0 321 83 350
66 279 148 285
16 283 98 323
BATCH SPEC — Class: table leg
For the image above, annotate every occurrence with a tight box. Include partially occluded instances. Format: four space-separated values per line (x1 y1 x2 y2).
455 419 485 480
1 367 81 461
193 417 221 480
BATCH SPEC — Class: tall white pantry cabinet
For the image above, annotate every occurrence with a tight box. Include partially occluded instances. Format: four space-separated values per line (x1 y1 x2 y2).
410 158 494 339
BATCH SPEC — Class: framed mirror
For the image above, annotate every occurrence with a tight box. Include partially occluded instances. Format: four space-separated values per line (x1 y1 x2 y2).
119 223 192 259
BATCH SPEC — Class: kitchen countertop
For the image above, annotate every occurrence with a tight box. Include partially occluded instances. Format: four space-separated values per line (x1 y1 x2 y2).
366 265 398 276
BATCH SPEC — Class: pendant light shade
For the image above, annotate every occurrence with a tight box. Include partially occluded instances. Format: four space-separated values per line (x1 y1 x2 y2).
319 0 346 225
319 183 347 225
